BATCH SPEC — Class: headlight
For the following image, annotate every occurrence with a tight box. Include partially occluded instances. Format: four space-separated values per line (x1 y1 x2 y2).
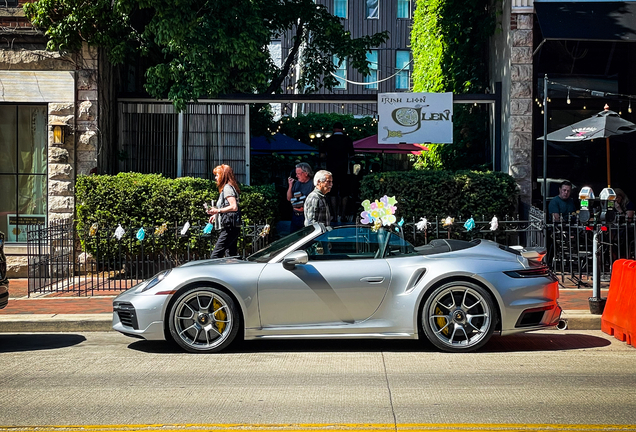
139 269 172 293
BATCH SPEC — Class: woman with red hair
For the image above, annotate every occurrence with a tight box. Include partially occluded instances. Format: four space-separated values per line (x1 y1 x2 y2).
207 164 242 258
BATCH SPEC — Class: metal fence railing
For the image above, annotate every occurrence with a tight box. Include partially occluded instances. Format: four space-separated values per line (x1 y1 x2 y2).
27 212 634 296
548 218 636 287
27 220 271 296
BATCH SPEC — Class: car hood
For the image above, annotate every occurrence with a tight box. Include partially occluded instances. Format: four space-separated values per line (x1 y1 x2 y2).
179 257 246 268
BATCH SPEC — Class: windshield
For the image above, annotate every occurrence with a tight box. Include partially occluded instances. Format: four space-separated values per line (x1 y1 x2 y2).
247 225 318 263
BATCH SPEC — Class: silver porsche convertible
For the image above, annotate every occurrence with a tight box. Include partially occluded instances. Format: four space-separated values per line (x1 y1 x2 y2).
113 223 561 353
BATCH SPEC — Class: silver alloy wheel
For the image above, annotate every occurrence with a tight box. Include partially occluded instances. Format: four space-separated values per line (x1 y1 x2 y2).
422 282 495 352
169 288 236 353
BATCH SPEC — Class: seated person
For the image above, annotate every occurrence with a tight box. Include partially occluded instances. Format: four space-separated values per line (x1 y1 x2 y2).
549 180 576 223
614 188 634 222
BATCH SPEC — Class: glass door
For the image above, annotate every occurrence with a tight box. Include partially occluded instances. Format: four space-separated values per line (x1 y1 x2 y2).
0 104 48 243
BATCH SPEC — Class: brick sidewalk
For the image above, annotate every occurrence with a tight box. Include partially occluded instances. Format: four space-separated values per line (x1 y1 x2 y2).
1 278 606 315
2 279 121 315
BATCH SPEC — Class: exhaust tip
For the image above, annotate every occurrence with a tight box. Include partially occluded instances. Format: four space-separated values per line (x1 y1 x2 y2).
556 319 568 330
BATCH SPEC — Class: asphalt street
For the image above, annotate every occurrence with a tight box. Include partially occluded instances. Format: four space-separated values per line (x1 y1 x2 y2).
0 330 634 428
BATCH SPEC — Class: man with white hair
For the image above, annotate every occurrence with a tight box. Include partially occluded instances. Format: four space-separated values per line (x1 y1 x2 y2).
304 170 333 226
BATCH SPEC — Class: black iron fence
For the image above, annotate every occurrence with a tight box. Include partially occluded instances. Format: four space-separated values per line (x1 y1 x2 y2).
27 210 635 296
27 220 271 296
402 210 634 287
400 215 545 249
548 217 636 287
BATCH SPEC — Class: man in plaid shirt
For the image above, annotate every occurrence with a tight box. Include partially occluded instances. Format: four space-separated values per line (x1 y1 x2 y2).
304 170 333 226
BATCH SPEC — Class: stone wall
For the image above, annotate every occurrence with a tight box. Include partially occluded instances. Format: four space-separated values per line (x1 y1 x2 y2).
1 38 100 277
75 44 99 178
508 13 533 207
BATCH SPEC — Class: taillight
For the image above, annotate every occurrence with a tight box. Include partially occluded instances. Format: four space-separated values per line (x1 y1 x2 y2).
504 266 552 278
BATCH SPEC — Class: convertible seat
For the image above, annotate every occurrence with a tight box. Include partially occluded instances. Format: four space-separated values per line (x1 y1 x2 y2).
414 239 476 256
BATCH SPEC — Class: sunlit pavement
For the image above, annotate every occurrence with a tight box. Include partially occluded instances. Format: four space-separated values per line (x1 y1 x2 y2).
1 423 635 432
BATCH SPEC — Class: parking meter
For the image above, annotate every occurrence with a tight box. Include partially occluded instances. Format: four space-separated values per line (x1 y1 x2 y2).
599 187 617 223
579 187 595 223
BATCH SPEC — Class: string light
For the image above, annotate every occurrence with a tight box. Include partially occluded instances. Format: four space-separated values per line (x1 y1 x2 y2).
549 79 636 114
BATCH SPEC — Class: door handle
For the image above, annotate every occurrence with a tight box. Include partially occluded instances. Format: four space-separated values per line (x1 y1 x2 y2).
360 276 385 283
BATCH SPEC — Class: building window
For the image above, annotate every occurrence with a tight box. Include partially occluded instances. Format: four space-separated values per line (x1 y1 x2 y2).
0 0 19 7
366 0 379 19
397 0 410 18
333 56 347 89
396 51 411 90
365 50 378 89
334 0 347 18
0 105 48 243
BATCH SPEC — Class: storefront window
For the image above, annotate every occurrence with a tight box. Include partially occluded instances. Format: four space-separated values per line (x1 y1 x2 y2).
366 0 379 19
397 0 410 18
334 0 347 18
333 56 347 90
0 105 47 243
396 51 411 90
365 50 378 89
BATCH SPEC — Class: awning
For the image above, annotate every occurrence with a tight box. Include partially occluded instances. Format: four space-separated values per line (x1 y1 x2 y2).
535 1 636 42
251 133 318 155
353 135 428 154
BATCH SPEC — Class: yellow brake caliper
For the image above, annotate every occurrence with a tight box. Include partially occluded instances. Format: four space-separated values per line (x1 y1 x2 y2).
213 298 227 333
435 306 449 336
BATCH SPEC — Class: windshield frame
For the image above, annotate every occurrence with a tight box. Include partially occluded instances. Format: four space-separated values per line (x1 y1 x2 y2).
246 224 323 263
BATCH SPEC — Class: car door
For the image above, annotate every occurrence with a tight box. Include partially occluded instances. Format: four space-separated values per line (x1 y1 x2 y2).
258 226 392 327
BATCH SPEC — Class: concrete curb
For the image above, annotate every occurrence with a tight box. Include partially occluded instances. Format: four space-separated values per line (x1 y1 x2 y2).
559 310 602 331
0 313 113 332
0 311 602 333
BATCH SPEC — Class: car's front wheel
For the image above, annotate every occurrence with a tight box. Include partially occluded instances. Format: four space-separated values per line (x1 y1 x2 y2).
421 281 497 352
168 287 239 353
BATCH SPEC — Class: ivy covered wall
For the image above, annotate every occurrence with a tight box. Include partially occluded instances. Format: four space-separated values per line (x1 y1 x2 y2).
411 0 496 171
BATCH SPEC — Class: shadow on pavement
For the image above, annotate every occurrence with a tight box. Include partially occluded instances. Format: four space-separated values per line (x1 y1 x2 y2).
126 331 611 354
0 334 87 352
482 332 611 352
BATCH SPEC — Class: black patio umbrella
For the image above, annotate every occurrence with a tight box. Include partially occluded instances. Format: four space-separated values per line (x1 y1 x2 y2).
538 106 636 187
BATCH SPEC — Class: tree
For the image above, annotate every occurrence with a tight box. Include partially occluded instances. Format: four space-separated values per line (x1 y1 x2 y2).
24 0 389 111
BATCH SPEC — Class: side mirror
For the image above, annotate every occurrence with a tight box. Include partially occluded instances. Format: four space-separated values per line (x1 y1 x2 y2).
282 250 309 270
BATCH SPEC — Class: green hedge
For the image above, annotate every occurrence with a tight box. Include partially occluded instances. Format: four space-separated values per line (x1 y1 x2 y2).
359 170 519 220
75 172 279 233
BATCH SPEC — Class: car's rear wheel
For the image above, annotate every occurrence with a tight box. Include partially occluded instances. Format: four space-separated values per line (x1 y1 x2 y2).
421 281 496 352
168 287 239 353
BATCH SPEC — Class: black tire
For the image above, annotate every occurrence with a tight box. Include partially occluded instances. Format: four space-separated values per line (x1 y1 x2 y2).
421 281 497 352
168 287 239 353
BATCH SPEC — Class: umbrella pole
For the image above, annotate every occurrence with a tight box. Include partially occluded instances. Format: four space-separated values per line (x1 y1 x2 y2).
542 74 549 222
606 137 611 187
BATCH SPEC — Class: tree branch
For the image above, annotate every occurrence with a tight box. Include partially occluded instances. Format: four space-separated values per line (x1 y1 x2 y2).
264 18 304 95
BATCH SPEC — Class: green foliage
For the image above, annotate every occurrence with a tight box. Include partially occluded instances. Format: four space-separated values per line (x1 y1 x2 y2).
75 173 280 259
414 106 491 171
359 170 518 220
24 0 138 60
75 173 279 234
25 0 388 112
411 0 496 171
272 113 378 146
